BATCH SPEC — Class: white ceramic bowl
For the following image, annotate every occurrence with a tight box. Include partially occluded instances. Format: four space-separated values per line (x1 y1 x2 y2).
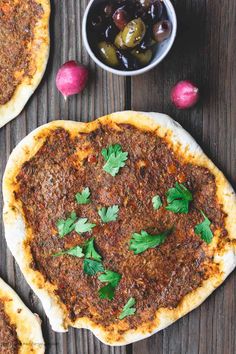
82 0 177 76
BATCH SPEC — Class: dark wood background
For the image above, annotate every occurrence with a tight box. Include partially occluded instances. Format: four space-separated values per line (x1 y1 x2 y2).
0 0 235 353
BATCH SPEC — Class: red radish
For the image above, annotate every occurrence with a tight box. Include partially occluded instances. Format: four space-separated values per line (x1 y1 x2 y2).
56 61 88 99
171 80 199 109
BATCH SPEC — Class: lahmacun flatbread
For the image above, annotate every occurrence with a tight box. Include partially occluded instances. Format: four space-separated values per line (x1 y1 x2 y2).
0 277 44 353
3 111 236 345
0 0 50 128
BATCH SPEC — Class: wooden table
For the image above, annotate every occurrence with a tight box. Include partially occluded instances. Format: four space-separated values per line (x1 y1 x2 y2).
0 1 235 353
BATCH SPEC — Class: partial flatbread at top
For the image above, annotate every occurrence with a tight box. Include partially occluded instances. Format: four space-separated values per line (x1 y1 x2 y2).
0 277 44 353
0 0 50 128
3 111 236 345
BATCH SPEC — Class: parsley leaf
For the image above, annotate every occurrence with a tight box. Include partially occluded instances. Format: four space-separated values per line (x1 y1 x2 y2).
74 218 96 234
102 144 128 176
194 210 213 244
102 144 122 161
152 195 162 210
98 283 116 300
83 238 103 276
119 297 136 320
98 270 122 300
75 187 91 204
98 270 122 287
98 205 119 223
130 229 171 254
165 182 193 214
56 212 77 237
84 238 102 261
53 245 84 258
83 259 104 276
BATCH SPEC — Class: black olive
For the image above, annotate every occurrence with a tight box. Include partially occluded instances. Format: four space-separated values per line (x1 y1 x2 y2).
116 0 129 7
139 25 155 50
148 0 163 23
90 15 103 31
117 50 140 70
104 3 115 18
104 23 119 42
133 2 146 19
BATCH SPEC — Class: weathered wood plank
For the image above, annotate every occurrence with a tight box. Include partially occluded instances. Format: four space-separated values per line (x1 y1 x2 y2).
131 1 236 354
0 0 126 354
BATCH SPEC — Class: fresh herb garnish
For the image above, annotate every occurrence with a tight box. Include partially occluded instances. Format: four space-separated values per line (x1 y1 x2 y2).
83 238 103 276
152 195 162 210
194 210 213 244
83 259 104 276
98 270 122 287
98 283 116 300
98 270 122 300
119 297 136 320
53 245 84 258
84 238 102 261
102 144 122 161
98 205 119 223
165 182 193 214
75 187 91 205
56 212 77 237
102 144 128 176
74 218 96 234
56 212 95 237
130 229 171 254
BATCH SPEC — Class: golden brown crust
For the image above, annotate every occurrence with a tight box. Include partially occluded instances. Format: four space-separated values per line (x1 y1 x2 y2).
0 277 44 353
0 0 50 128
3 111 236 345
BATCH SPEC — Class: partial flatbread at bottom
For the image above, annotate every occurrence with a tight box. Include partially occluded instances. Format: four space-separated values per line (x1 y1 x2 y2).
2 111 236 345
0 277 44 353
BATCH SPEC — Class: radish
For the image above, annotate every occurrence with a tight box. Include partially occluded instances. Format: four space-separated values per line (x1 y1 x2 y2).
56 61 88 99
171 80 199 109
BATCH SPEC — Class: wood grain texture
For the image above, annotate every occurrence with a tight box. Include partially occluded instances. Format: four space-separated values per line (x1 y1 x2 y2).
131 1 236 354
0 0 235 353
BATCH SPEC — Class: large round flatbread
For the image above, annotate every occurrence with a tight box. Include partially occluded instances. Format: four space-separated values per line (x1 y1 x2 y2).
0 0 50 128
2 111 236 345
0 277 44 353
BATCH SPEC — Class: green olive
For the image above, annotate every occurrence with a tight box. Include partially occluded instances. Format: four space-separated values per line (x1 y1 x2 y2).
121 18 146 48
131 49 153 66
98 41 119 67
114 32 127 49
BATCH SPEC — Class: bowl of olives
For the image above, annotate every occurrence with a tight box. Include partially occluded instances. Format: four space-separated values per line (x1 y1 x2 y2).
82 0 177 76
